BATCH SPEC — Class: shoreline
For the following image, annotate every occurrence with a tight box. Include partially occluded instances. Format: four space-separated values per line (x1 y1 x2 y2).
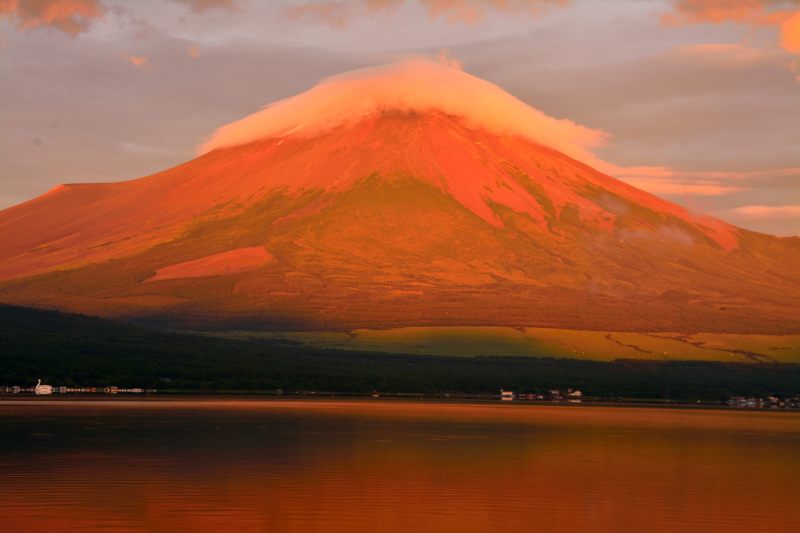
1 394 798 413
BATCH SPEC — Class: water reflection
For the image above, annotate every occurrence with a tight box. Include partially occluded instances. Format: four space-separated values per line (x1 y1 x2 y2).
2 400 799 532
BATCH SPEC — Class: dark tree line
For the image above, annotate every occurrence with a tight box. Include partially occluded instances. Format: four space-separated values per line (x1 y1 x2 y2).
2 305 799 401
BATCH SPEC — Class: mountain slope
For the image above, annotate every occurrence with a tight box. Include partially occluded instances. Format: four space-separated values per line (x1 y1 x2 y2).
0 66 798 333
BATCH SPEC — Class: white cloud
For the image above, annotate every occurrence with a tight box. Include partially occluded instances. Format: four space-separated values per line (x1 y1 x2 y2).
201 57 609 171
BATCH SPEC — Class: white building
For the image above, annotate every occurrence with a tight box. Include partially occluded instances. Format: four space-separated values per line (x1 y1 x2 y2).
34 379 53 395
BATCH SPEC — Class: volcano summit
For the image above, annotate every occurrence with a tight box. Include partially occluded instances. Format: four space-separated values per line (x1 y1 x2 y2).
0 60 798 333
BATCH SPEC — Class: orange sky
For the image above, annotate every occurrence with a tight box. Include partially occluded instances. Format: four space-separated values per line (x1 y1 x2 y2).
0 0 798 235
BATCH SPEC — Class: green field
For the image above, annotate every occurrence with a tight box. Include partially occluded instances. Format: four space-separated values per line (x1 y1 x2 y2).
203 327 800 363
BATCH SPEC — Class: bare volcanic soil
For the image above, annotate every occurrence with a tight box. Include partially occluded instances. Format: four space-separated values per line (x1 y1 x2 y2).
0 112 798 333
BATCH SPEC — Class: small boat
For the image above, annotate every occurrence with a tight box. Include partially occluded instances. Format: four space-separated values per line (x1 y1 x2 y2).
34 379 53 395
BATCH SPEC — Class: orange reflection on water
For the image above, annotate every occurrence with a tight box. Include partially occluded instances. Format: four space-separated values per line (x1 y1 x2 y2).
1 400 799 532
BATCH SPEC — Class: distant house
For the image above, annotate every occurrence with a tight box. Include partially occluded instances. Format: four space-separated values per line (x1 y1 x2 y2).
568 389 583 398
500 390 514 401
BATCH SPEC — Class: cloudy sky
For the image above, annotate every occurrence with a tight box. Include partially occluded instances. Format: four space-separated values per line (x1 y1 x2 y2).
1 0 798 235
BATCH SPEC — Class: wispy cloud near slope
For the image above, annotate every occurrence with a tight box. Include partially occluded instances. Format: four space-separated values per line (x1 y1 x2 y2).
615 166 800 197
722 204 800 218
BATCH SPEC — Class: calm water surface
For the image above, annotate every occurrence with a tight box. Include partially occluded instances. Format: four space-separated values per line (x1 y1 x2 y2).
1 399 799 532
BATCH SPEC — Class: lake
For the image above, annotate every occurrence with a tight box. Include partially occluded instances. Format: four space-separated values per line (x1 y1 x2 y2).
2 399 799 532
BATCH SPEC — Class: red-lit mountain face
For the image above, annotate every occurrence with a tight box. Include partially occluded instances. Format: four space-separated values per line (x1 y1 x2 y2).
0 111 798 332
